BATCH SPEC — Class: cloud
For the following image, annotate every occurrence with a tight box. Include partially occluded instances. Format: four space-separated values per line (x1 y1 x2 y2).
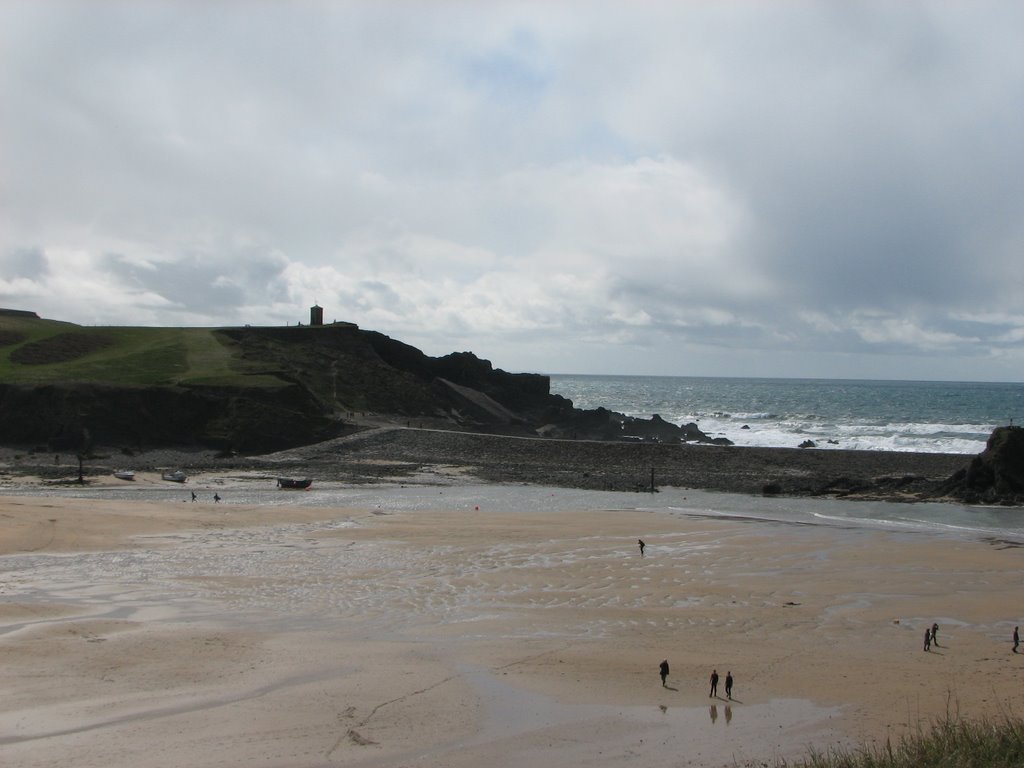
2 247 48 280
1 1 1022 380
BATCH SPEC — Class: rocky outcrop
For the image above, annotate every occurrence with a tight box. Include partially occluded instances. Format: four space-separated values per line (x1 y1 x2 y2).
200 326 727 448
0 320 719 454
938 426 1024 504
535 407 728 445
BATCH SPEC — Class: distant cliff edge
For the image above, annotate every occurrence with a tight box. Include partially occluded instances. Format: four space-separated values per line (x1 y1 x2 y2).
0 311 727 454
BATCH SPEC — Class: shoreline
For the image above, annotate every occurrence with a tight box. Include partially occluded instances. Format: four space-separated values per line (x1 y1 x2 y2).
2 492 1023 767
0 426 976 504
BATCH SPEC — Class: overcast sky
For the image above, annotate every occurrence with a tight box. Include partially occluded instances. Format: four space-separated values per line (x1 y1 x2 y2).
2 2 1022 382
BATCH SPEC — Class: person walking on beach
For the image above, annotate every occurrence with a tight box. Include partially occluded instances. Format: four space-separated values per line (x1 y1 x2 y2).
1014 626 1020 653
923 627 931 652
725 671 733 699
709 669 719 697
638 539 646 557
659 659 670 687
191 491 197 502
931 623 939 647
214 493 221 503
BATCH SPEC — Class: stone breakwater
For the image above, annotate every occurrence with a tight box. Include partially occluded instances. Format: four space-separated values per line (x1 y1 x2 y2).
262 427 971 500
1 426 972 501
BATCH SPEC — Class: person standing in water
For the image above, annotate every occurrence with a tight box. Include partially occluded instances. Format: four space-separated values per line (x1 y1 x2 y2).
1014 626 1020 653
638 539 646 557
659 659 669 687
709 669 719 697
725 671 733 699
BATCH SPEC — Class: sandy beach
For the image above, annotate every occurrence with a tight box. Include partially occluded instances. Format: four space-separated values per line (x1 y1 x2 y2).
3 478 1024 768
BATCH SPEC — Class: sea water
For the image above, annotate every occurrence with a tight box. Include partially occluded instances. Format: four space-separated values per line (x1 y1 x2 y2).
549 375 1024 454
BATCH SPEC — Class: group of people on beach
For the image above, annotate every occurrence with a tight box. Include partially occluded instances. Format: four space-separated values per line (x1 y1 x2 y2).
659 660 734 700
922 622 1023 654
710 669 733 699
648 543 738 700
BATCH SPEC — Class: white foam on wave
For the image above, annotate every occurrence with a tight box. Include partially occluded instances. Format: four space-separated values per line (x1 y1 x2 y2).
551 374 1022 455
690 415 991 453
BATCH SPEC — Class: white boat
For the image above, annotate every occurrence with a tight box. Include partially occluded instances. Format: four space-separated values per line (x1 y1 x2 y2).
113 470 135 481
161 470 188 483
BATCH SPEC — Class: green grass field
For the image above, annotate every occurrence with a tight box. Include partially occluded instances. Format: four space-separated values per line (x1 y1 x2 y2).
0 315 288 388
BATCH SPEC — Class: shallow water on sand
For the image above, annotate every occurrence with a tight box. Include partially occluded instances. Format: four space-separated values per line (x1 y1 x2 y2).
12 480 1024 543
444 664 849 768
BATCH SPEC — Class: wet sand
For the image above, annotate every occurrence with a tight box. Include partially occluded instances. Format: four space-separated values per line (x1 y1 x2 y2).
2 491 1024 768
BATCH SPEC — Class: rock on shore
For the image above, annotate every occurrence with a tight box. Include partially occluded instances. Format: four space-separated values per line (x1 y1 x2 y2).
938 425 1024 504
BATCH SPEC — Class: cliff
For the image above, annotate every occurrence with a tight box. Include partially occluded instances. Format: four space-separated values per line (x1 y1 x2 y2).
0 312 721 454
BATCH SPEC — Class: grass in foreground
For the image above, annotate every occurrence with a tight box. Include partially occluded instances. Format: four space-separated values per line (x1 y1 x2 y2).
779 716 1024 768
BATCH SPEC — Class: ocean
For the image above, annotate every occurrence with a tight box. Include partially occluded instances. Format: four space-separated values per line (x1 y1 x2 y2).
548 375 1024 455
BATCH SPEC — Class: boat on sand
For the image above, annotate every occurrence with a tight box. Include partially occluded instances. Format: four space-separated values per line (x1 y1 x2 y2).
276 477 312 489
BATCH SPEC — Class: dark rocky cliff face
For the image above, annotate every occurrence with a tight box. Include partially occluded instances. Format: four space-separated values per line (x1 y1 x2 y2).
0 324 722 454
0 381 338 454
938 425 1024 504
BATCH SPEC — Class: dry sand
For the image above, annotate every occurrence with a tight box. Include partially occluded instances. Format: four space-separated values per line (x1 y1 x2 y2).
2 491 1024 768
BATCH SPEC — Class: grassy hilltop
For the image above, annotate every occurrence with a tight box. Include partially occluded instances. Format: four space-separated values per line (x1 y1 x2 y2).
0 310 567 453
0 313 291 388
